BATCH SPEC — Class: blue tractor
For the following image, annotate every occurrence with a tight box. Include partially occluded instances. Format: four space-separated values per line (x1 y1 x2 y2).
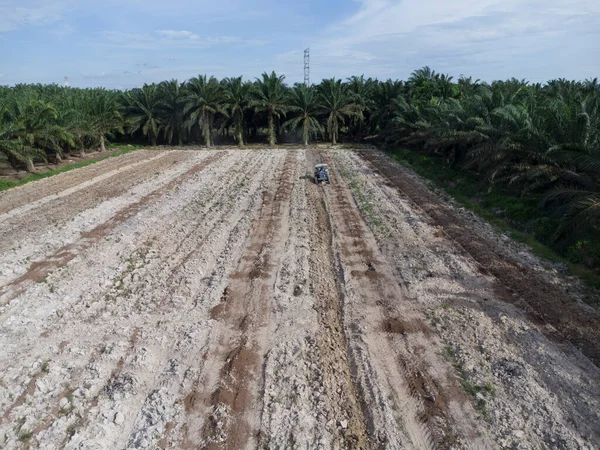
314 164 330 184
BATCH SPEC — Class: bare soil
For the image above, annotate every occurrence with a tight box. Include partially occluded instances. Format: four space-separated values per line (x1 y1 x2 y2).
0 147 598 450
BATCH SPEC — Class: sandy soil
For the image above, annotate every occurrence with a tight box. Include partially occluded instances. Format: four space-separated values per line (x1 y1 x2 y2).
0 148 598 450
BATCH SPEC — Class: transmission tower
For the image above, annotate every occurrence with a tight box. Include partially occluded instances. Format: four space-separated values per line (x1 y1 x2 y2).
303 48 310 86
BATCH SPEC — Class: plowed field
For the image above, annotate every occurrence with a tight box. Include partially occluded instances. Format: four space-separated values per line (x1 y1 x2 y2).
0 148 598 449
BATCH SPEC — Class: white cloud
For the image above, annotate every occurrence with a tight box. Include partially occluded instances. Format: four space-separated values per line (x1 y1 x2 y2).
155 29 198 40
100 30 241 50
0 0 70 32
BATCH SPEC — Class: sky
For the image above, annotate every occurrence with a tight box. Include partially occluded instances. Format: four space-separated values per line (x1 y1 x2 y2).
1 0 599 89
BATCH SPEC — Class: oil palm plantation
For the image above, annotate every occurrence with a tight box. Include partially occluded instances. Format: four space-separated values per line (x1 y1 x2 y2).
88 89 124 151
123 84 162 146
347 75 375 139
184 75 224 147
4 97 71 171
317 78 361 145
158 79 187 146
1 69 599 270
248 72 289 146
284 83 322 146
222 76 250 146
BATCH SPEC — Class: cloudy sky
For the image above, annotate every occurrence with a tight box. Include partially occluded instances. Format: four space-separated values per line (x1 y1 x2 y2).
1 0 599 88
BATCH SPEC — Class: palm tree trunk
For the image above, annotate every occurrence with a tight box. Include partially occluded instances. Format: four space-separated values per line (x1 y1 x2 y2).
237 127 244 147
268 111 275 146
26 158 36 173
99 135 106 152
303 122 309 146
55 152 62 163
332 120 337 145
203 122 211 148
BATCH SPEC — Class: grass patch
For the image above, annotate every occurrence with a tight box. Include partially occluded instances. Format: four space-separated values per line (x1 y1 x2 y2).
0 145 145 192
18 431 33 441
444 346 492 418
386 148 600 297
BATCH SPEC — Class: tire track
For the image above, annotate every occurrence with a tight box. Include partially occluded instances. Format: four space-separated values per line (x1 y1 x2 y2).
305 150 370 449
322 151 442 449
187 150 296 449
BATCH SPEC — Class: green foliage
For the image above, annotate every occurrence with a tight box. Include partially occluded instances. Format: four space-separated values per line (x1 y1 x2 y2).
248 71 290 146
123 84 162 146
184 75 225 147
317 78 362 145
283 83 322 146
376 71 600 278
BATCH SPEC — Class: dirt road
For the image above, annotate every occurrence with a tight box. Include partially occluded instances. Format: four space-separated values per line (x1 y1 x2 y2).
0 148 598 449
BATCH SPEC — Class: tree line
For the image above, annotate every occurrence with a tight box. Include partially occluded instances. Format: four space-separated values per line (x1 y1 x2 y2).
1 68 599 271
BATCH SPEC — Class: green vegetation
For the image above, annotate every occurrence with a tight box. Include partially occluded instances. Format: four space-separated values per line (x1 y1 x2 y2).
1 68 598 277
444 345 494 418
18 431 33 442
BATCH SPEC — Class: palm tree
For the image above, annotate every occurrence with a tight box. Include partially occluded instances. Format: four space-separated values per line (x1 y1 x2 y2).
347 75 375 138
123 84 162 146
437 74 455 100
457 76 481 100
284 83 322 146
89 89 124 151
371 79 405 131
158 79 187 146
0 120 30 170
5 98 71 171
317 78 360 145
248 71 289 146
222 76 250 146
184 75 224 147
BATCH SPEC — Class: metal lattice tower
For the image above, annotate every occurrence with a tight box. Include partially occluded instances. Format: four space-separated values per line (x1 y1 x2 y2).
303 48 310 86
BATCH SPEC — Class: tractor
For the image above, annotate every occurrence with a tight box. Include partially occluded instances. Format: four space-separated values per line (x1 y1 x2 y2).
314 164 330 184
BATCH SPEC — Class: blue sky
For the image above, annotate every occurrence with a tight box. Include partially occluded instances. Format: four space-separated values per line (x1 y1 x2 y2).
1 0 599 89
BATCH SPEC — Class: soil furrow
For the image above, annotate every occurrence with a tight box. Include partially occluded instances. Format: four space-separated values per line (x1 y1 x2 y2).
0 152 223 305
0 150 280 449
322 151 494 449
357 149 600 367
190 150 296 449
0 151 192 264
305 150 370 449
335 148 600 448
0 152 172 220
0 150 158 212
